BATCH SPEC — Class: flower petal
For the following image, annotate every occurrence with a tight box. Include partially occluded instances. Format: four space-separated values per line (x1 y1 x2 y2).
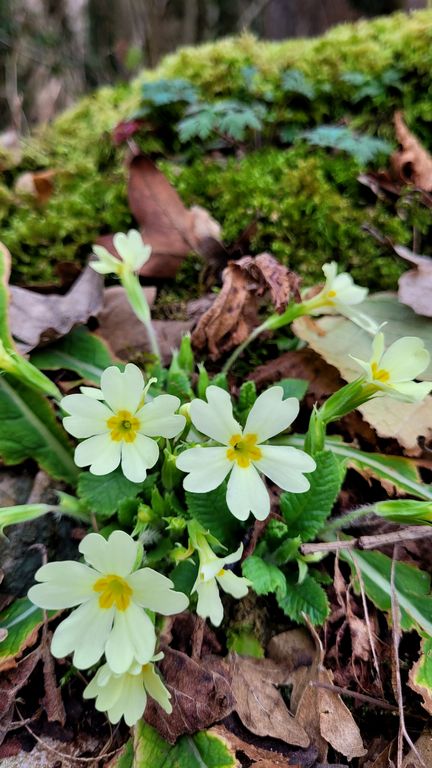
176 446 231 493
380 337 430 382
61 394 111 420
226 463 270 521
380 380 432 403
74 434 121 475
195 578 224 626
79 532 110 572
121 434 159 482
244 387 299 442
216 569 250 599
63 416 108 439
105 530 140 576
28 561 96 608
142 665 172 714
189 386 241 444
101 364 144 413
105 604 156 673
255 445 315 492
137 395 185 438
128 569 189 614
51 598 114 669
120 675 148 726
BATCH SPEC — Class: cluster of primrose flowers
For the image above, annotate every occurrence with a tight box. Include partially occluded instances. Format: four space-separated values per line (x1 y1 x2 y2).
27 231 432 728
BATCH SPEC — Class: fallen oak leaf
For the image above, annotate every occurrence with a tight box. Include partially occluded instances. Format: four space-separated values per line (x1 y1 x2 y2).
192 254 299 360
97 155 223 279
392 112 432 191
144 646 234 744
227 653 310 749
10 266 104 354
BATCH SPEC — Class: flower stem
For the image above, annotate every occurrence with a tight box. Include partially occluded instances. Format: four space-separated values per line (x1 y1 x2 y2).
222 302 306 374
121 272 160 359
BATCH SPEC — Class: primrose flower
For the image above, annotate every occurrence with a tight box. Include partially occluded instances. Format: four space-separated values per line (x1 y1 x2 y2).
91 229 151 277
351 332 432 403
176 386 316 521
83 652 171 726
192 534 250 626
28 530 188 672
304 261 368 316
61 363 185 482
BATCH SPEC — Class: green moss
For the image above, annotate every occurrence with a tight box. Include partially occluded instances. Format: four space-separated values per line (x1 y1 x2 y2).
2 10 432 286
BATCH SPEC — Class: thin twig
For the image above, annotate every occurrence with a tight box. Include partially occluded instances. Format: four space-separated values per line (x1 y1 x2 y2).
309 680 397 712
390 546 426 768
351 555 383 695
301 525 432 556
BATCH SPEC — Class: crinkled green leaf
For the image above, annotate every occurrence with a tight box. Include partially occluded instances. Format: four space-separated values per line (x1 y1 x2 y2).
77 468 143 518
242 555 286 597
0 597 55 669
280 450 342 541
0 375 76 483
186 484 242 546
129 721 236 768
277 573 329 625
30 326 115 384
342 549 432 635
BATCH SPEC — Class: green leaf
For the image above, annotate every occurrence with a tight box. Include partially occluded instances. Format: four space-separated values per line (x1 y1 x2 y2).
325 438 432 501
281 69 315 99
278 378 309 401
141 78 198 107
411 637 432 693
78 468 143 518
186 484 242 546
277 573 330 625
0 597 55 669
242 555 286 597
227 627 264 658
170 556 198 596
300 124 392 164
342 549 432 635
238 381 257 411
131 721 236 768
30 326 115 384
280 451 342 541
272 536 302 566
0 375 77 483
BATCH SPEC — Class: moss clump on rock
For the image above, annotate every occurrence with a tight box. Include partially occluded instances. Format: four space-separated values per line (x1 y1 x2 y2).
1 10 432 287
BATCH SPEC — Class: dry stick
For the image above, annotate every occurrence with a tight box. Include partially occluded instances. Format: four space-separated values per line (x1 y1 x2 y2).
309 680 397 712
390 546 426 768
301 525 432 556
17 708 122 765
191 616 206 661
352 555 383 696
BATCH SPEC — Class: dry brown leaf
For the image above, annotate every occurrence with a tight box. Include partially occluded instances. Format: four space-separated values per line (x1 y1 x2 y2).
10 266 104 353
14 170 56 204
144 647 234 744
347 613 370 663
392 112 432 191
97 156 223 279
401 730 432 768
209 725 296 767
192 254 299 359
228 654 310 749
40 630 66 725
268 630 365 762
96 285 192 364
395 244 432 318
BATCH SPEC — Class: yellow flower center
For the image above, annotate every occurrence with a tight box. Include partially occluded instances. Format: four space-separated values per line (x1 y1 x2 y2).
93 574 133 611
107 409 140 442
226 433 262 468
371 362 390 383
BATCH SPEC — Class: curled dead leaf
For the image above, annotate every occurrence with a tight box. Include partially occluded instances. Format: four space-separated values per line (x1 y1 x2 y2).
192 254 299 360
14 170 56 204
392 112 432 191
395 244 432 318
144 647 234 744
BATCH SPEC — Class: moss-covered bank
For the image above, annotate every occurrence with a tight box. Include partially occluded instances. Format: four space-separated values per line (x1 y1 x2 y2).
1 10 432 287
